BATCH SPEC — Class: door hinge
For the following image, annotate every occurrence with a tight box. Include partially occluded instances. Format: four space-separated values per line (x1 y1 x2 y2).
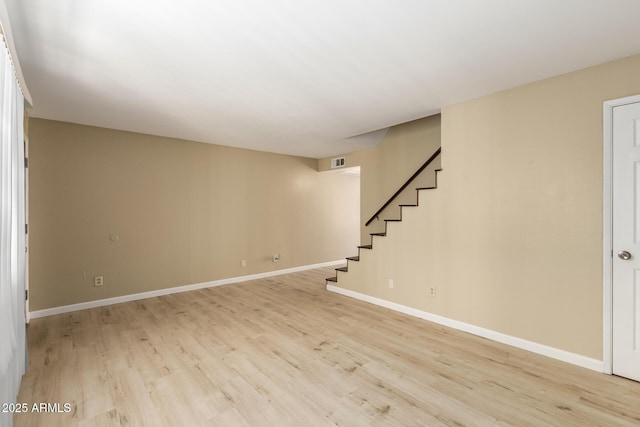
25 290 28 301
24 157 28 168
25 224 28 234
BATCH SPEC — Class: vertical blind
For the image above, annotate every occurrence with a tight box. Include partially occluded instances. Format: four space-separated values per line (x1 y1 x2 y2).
0 32 26 427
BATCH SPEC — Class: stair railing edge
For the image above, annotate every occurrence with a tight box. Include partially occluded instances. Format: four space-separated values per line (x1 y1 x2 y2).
364 147 441 226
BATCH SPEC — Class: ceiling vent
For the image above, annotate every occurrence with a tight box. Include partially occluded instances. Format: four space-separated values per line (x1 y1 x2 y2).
331 157 346 168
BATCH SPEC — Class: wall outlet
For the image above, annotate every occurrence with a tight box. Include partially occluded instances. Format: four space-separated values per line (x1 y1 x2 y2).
388 279 394 289
94 276 104 287
241 260 247 267
273 253 280 263
429 286 436 297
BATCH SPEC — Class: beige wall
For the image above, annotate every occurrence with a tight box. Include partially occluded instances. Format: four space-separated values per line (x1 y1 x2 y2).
319 115 441 243
334 54 640 360
29 119 360 310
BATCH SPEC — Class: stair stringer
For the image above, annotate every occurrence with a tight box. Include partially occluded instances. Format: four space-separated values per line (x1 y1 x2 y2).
329 171 447 315
365 157 441 236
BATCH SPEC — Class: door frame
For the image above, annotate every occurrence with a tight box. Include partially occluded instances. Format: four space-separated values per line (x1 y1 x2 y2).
602 93 640 374
24 135 29 323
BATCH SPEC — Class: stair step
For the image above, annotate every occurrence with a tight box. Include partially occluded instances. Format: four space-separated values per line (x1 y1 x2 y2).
336 267 348 272
326 277 337 283
348 155 441 281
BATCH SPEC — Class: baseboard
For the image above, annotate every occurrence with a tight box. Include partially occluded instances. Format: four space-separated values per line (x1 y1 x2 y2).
326 284 605 373
29 260 345 319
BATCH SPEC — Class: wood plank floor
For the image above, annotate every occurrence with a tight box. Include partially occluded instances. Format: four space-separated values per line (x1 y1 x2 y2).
15 267 640 426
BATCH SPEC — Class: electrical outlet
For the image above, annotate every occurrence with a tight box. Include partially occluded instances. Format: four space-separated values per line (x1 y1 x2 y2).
241 260 247 267
273 254 280 263
94 276 104 287
388 279 394 289
429 286 436 297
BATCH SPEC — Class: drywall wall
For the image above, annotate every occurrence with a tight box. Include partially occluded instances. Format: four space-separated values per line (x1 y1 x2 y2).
29 119 360 310
319 115 441 243
332 54 640 360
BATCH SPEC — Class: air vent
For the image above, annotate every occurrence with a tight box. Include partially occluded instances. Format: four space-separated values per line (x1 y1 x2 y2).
331 157 346 168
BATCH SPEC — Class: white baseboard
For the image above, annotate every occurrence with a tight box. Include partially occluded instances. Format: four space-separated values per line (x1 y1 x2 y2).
326 284 605 373
29 260 345 319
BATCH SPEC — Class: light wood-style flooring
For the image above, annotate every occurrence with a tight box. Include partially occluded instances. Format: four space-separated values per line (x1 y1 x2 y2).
15 267 640 426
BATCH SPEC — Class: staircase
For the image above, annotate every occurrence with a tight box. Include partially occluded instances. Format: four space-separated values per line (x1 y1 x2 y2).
326 148 442 285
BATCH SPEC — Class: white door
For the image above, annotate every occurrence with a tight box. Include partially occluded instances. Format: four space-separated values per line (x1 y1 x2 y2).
612 101 640 381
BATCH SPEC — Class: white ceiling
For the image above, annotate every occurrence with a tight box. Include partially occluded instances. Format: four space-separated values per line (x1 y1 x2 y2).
5 0 640 159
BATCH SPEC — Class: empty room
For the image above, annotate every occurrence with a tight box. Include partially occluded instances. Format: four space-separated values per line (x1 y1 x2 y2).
2 1 640 426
